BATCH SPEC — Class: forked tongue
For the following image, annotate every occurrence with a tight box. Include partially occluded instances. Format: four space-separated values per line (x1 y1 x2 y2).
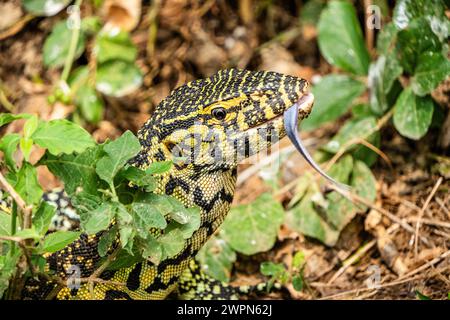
284 96 351 191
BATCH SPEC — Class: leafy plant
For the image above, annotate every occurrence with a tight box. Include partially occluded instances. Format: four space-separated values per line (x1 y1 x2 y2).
23 1 143 124
0 114 199 298
260 251 307 291
288 0 449 244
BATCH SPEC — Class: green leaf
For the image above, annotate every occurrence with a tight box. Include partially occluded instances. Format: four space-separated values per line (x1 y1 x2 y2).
292 251 305 269
0 113 31 127
43 145 104 196
411 51 450 96
302 75 366 130
0 251 21 297
115 202 133 225
396 18 443 74
146 161 173 174
98 225 118 257
95 131 142 186
96 60 143 97
393 0 447 30
352 104 377 120
0 211 11 236
20 137 33 162
159 229 185 259
322 117 380 166
118 166 156 190
325 158 376 231
68 65 89 89
32 202 56 235
196 235 236 282
41 231 81 253
119 225 134 249
80 16 102 34
23 115 38 139
260 262 286 277
376 22 399 54
286 175 341 246
71 192 102 217
166 207 201 239
43 21 86 67
22 0 71 16
140 235 163 265
0 134 20 171
32 119 95 155
15 227 41 240
300 0 326 26
292 275 304 291
95 30 138 64
81 203 114 235
107 248 142 270
317 0 370 75
328 155 354 185
131 202 167 234
221 193 284 255
351 160 377 208
75 85 104 124
369 53 403 114
10 162 43 205
415 290 431 300
393 88 435 140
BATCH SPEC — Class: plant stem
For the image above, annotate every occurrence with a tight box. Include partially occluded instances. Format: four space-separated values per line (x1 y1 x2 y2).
60 0 83 83
9 202 17 257
0 81 15 112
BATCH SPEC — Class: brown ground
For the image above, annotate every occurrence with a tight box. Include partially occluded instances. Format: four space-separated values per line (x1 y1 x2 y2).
0 1 449 300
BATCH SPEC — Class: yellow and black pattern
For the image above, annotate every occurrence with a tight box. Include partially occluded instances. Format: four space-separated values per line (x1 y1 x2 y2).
20 69 311 300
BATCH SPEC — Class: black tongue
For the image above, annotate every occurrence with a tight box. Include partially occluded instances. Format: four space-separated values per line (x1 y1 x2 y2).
283 103 351 191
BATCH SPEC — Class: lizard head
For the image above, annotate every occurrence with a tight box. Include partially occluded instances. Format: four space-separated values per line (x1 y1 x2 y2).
136 68 313 173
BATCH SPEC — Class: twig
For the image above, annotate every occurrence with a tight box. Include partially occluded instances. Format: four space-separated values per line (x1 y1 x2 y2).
414 177 443 258
327 224 400 285
408 217 450 229
0 172 27 213
0 14 34 41
0 81 15 112
324 111 394 172
432 229 450 240
319 257 450 300
324 137 392 172
435 197 450 220
401 249 450 280
363 0 375 55
327 239 377 285
239 0 254 25
79 277 127 288
0 171 33 228
88 247 120 299
146 0 161 60
0 235 23 242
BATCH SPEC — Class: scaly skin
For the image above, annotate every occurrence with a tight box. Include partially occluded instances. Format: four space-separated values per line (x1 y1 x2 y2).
23 69 312 300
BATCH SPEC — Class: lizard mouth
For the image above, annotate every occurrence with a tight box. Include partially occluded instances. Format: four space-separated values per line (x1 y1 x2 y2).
284 93 351 191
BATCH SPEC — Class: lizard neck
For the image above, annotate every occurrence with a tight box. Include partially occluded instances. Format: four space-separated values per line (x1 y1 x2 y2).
132 145 237 248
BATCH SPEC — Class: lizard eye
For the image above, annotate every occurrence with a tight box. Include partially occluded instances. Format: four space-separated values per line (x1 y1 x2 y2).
212 107 227 120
